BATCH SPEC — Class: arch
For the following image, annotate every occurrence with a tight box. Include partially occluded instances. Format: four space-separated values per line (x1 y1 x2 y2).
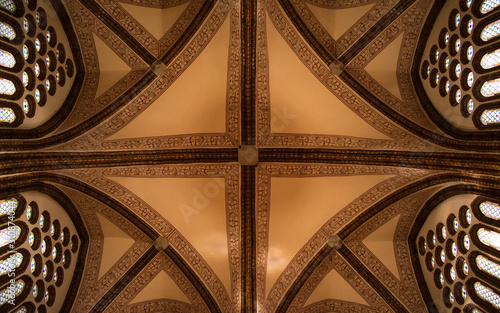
0 72 22 100
0 101 24 127
0 11 23 45
0 41 23 72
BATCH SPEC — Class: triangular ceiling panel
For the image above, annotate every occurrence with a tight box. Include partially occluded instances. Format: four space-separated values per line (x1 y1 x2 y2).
365 33 404 99
93 33 132 99
119 2 190 39
304 268 369 306
96 213 135 279
266 175 392 296
306 3 374 40
108 17 230 140
266 14 390 139
108 176 231 294
362 214 401 279
130 270 191 304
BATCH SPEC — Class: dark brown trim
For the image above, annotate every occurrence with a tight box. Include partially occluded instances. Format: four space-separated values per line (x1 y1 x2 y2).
0 11 24 46
164 245 222 313
473 10 500 47
77 0 156 65
275 245 334 313
0 148 238 175
470 223 500 259
0 71 154 150
241 165 256 313
339 0 416 64
89 246 159 313
259 148 500 175
338 246 410 313
0 173 159 240
160 0 216 65
0 41 23 73
241 0 257 145
0 101 24 128
277 0 332 65
466 277 500 313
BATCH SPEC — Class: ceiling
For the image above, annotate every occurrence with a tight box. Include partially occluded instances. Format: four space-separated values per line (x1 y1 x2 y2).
2 0 500 312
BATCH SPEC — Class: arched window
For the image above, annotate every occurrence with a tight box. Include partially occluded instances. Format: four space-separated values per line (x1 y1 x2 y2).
476 254 500 278
0 77 15 95
0 225 20 247
479 201 500 219
477 228 500 250
0 252 23 276
0 198 17 216
474 282 500 308
0 107 15 123
0 49 15 68
480 0 500 13
415 195 500 311
480 108 500 124
0 280 24 305
0 22 15 40
480 49 500 69
0 0 16 13
480 20 500 41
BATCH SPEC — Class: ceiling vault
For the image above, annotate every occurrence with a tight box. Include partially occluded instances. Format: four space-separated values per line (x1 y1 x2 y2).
3 0 500 312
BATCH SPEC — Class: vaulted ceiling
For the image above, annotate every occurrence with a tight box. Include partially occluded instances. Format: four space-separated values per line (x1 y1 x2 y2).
2 0 500 312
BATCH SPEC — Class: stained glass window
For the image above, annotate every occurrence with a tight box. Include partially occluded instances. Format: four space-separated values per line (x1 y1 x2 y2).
0 78 16 95
446 81 450 93
60 231 64 242
477 255 500 279
0 0 16 12
14 307 27 313
442 226 447 239
34 63 40 77
44 290 49 302
22 99 29 114
45 56 50 67
41 239 46 254
468 45 474 60
455 13 461 28
0 49 15 68
464 260 469 275
468 20 474 34
0 108 15 123
481 49 500 69
35 38 40 52
468 72 474 87
39 214 44 228
22 71 28 87
26 205 31 220
452 242 457 257
28 232 34 246
456 89 462 103
474 282 500 308
45 79 50 91
445 58 450 69
46 31 50 42
436 74 440 85
480 201 500 220
0 280 24 305
52 246 57 259
53 271 57 282
441 250 446 263
478 228 500 250
439 272 444 285
481 20 500 41
467 208 472 224
481 0 500 13
464 234 470 250
0 226 20 247
35 89 40 103
0 253 23 276
436 50 440 61
445 32 450 44
22 45 28 60
42 264 47 278
450 292 455 303
32 284 37 297
468 99 474 113
22 18 28 33
30 258 35 273
450 266 456 281
462 285 467 299
455 63 462 77
0 199 17 216
0 22 15 40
